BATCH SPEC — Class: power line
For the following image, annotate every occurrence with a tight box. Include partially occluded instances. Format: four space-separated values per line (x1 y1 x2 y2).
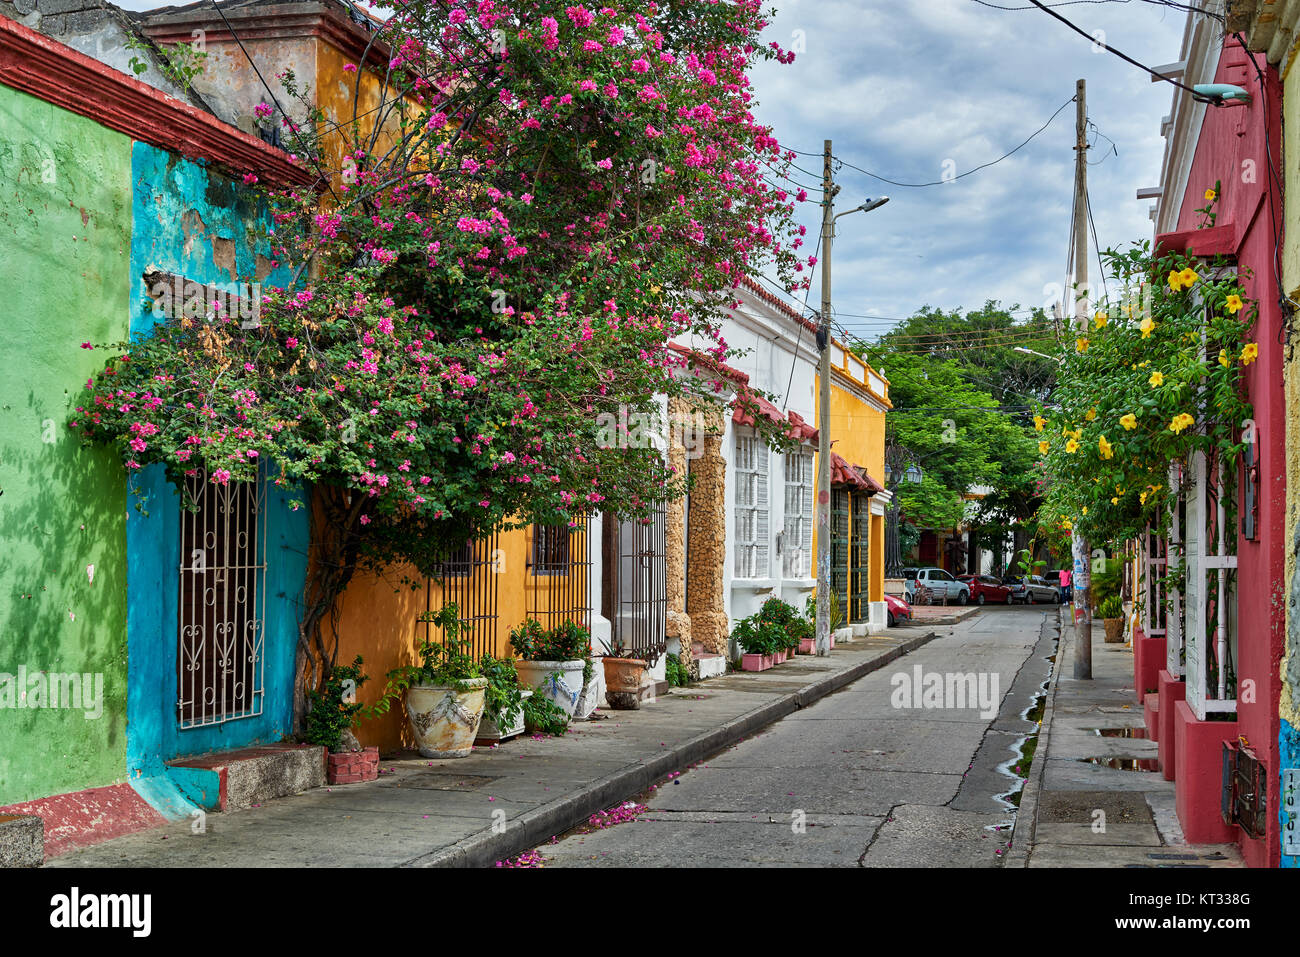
832 96 1075 189
1025 0 1215 98
972 0 1221 14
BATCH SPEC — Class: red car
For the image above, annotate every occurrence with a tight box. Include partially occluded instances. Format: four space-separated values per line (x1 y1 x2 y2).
956 574 1013 605
884 592 912 626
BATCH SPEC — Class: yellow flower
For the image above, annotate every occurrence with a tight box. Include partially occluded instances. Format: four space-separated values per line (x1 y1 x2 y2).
1066 439 1079 453
1099 435 1113 459
1149 370 1164 387
1138 360 1150 368
1168 269 1184 292
1179 267 1199 288
1094 312 1108 329
1069 428 1082 441
1085 407 1097 422
1225 294 1243 314
1120 413 1137 431
1204 187 1217 202
1038 440 1050 455
1033 415 1046 432
1140 491 1149 505
1140 317 1155 338
1169 413 1195 434
1242 342 1258 365
1111 496 1120 505
1076 337 1089 353
1062 519 1073 531
1082 506 1088 515
1218 348 1230 368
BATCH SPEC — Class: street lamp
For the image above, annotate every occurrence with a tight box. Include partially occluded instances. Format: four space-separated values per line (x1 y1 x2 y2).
1014 345 1064 365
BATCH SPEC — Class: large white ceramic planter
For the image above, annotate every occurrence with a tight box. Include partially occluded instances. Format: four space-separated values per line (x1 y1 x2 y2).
405 678 488 758
516 659 586 718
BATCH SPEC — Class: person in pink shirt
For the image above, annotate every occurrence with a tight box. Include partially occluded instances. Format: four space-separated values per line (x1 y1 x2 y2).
1058 568 1072 603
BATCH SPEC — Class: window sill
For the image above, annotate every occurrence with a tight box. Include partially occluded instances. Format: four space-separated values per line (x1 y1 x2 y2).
732 578 778 590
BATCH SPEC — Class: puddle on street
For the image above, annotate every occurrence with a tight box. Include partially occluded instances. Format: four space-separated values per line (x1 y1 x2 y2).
1078 756 1159 772
1091 727 1147 739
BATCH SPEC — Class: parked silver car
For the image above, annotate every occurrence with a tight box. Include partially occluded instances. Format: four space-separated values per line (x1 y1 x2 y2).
1005 574 1060 605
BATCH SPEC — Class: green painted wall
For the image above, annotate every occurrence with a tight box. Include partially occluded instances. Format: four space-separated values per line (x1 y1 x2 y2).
0 85 132 805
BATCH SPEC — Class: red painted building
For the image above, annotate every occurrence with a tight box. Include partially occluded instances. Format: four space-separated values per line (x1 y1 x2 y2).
1137 15 1286 867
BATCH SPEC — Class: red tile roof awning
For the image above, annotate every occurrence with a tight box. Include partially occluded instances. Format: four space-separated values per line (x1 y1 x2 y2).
733 392 821 445
786 411 818 443
732 385 785 428
831 452 884 494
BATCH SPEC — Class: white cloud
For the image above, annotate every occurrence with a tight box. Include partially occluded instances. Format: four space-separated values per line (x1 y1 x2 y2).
752 0 1185 332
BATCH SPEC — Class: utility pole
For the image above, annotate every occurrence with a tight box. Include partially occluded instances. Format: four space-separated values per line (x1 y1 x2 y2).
1071 78 1093 680
816 139 835 657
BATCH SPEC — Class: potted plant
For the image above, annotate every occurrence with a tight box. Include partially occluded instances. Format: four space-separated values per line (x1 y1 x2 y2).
476 655 530 744
802 594 840 651
732 616 782 672
509 618 591 719
368 604 487 758
1099 595 1125 644
757 597 804 662
597 635 648 710
305 656 379 784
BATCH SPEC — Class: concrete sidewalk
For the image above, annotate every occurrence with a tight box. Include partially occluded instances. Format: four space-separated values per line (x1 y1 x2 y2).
1009 610 1241 868
47 627 939 869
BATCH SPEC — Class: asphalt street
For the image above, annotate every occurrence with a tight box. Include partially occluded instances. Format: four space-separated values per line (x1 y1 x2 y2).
539 605 1058 867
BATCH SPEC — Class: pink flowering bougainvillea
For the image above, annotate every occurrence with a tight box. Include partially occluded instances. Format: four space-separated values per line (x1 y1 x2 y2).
73 0 806 717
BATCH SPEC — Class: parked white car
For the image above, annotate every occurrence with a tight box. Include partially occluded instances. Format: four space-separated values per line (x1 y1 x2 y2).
902 566 970 605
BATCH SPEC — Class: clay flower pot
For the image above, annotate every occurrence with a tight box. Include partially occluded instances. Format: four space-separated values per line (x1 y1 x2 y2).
516 659 586 718
405 678 488 758
741 653 774 672
602 657 647 710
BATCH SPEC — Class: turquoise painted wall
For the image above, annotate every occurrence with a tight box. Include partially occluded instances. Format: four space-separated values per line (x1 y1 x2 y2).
125 143 306 775
0 86 132 806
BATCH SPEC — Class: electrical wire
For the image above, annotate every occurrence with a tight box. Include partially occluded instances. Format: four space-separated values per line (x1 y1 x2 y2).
1231 32 1292 345
1025 0 1217 98
1085 186 1110 304
831 96 1076 189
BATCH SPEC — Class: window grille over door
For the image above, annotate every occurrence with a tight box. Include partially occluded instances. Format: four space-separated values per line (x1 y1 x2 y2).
422 531 501 660
850 491 871 623
734 430 769 578
831 488 850 613
603 505 668 666
528 517 592 632
177 470 267 729
784 449 813 578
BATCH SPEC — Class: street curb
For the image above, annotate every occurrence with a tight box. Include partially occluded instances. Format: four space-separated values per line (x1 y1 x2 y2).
912 606 982 626
403 629 940 868
1005 609 1065 868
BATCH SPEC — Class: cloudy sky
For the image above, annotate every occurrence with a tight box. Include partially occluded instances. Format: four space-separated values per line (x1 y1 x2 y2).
115 0 1191 336
747 0 1191 339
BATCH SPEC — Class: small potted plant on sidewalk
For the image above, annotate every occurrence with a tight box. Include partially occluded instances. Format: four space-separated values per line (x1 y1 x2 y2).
368 604 488 758
732 616 782 672
597 635 648 710
476 654 530 744
1099 595 1125 644
509 618 591 719
305 656 378 784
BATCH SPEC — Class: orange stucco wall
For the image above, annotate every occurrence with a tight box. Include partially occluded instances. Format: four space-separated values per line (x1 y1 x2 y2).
811 350 890 616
